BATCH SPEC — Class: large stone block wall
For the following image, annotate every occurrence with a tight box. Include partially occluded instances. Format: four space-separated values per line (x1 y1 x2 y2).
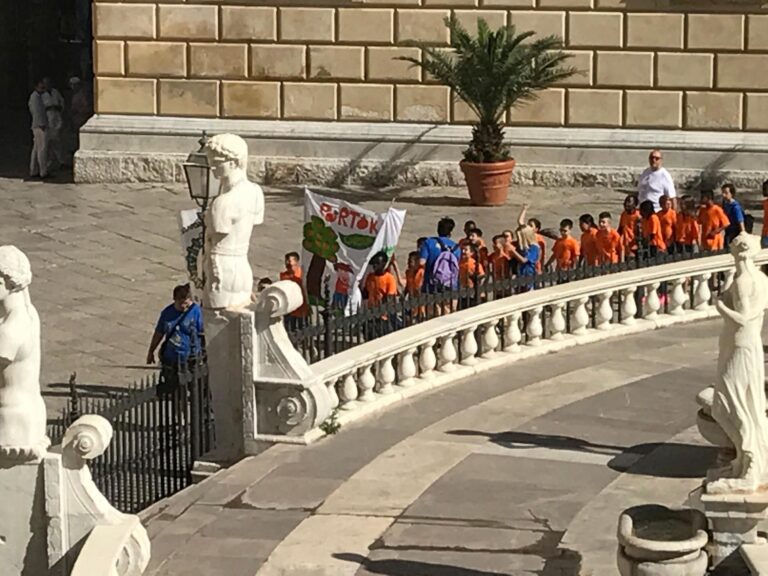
92 0 768 130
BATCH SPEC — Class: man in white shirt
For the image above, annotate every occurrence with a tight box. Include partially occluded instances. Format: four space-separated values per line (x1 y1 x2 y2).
42 77 65 169
27 79 48 179
637 149 677 212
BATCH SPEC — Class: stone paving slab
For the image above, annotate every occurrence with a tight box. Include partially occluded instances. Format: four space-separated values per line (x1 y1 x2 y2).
141 321 722 576
0 176 637 403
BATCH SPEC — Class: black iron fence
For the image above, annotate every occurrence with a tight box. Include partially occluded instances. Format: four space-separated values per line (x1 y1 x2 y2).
288 247 729 363
47 357 215 514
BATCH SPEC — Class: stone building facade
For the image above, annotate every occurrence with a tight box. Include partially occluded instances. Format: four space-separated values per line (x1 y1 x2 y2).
79 0 768 186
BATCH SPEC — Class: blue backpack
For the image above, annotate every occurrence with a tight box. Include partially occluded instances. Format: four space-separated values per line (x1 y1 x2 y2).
431 238 460 291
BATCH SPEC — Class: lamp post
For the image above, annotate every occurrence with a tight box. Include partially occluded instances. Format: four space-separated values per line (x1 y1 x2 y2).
183 131 219 213
182 131 218 290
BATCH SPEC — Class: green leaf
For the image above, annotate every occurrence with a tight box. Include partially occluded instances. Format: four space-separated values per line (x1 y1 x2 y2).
395 17 576 163
339 233 376 251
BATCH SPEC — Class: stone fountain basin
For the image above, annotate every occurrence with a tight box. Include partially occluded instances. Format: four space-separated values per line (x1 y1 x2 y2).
617 505 708 576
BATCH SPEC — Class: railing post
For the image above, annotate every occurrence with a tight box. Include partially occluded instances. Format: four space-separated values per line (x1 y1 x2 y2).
526 307 543 346
398 348 418 387
548 302 566 340
694 273 712 310
503 312 522 353
377 357 395 395
570 297 589 336
419 339 437 378
357 364 376 402
481 320 499 358
339 373 358 410
643 282 661 319
668 277 687 316
438 333 458 372
460 327 479 366
596 291 614 330
621 287 637 325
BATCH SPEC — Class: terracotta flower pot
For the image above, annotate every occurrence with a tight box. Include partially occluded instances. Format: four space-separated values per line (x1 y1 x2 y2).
460 160 516 207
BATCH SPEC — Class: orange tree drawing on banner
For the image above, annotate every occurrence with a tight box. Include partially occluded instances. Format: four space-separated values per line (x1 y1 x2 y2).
303 216 340 304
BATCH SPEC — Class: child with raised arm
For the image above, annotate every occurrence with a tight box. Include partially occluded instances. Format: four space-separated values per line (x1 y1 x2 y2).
518 203 547 273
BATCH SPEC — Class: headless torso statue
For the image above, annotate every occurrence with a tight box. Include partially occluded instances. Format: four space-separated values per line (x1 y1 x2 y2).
709 232 768 494
202 134 264 310
0 245 48 462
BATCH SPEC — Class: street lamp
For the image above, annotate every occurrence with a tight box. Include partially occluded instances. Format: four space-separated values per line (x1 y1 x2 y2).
183 131 219 212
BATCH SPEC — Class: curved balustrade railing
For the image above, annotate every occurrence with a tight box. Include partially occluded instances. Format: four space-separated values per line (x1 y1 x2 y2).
282 250 768 441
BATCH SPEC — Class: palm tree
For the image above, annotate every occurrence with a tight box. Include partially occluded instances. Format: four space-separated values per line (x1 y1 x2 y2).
398 18 577 163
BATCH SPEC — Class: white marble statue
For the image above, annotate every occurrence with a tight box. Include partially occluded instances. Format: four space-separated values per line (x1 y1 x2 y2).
202 134 264 310
708 232 768 494
0 245 48 462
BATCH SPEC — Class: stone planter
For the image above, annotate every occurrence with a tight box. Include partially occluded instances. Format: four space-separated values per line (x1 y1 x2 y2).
460 160 515 206
617 505 708 576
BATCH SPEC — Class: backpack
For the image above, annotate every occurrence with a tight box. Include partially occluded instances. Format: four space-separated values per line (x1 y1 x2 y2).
430 238 459 291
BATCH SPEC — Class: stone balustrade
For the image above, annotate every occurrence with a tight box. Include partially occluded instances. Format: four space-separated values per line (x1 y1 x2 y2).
249 251 768 446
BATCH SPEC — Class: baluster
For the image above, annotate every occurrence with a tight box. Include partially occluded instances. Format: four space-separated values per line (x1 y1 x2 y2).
547 302 566 340
526 307 543 346
357 364 376 402
398 348 417 387
481 320 500 358
723 269 735 292
667 277 686 316
377 357 395 395
503 312 522 352
570 298 589 336
621 287 637 325
419 339 437 378
694 273 712 310
596 291 613 330
460 327 479 365
327 379 340 409
339 373 358 410
438 333 458 372
643 282 661 319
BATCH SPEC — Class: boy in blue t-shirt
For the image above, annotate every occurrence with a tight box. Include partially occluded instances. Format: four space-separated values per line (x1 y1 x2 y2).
146 284 203 392
418 217 461 291
721 183 745 247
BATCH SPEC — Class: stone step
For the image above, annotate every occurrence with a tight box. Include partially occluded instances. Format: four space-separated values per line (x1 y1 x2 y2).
742 544 768 576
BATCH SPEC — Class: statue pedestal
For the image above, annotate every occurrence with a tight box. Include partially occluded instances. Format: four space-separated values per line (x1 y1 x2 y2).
693 486 768 567
0 416 150 576
202 307 256 463
0 461 47 576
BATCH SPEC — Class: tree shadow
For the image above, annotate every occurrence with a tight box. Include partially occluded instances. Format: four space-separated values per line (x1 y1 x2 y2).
334 552 509 576
446 429 718 478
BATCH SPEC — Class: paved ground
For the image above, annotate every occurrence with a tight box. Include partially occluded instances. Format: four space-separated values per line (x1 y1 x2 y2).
0 173 644 407
140 320 722 576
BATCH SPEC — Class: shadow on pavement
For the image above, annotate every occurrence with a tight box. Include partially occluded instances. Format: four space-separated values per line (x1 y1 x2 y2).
446 429 718 478
334 553 507 576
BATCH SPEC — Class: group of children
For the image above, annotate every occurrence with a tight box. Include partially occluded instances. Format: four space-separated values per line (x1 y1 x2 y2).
265 181 767 320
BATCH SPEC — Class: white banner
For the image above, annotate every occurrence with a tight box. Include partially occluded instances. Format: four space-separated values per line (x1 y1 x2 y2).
302 188 406 312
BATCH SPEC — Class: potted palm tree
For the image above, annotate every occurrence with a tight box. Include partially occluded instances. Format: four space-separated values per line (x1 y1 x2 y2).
399 19 576 206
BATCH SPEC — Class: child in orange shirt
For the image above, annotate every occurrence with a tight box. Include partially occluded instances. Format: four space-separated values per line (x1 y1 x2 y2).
578 214 599 267
618 194 641 257
596 212 623 264
459 243 485 289
658 194 677 253
546 219 580 272
459 244 485 309
640 200 666 257
362 251 399 335
698 189 730 252
279 252 309 329
490 234 510 281
675 195 700 255
403 251 424 297
762 180 768 249
467 227 489 268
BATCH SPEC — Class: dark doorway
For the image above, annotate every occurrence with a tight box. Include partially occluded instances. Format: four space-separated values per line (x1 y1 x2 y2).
0 0 92 177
